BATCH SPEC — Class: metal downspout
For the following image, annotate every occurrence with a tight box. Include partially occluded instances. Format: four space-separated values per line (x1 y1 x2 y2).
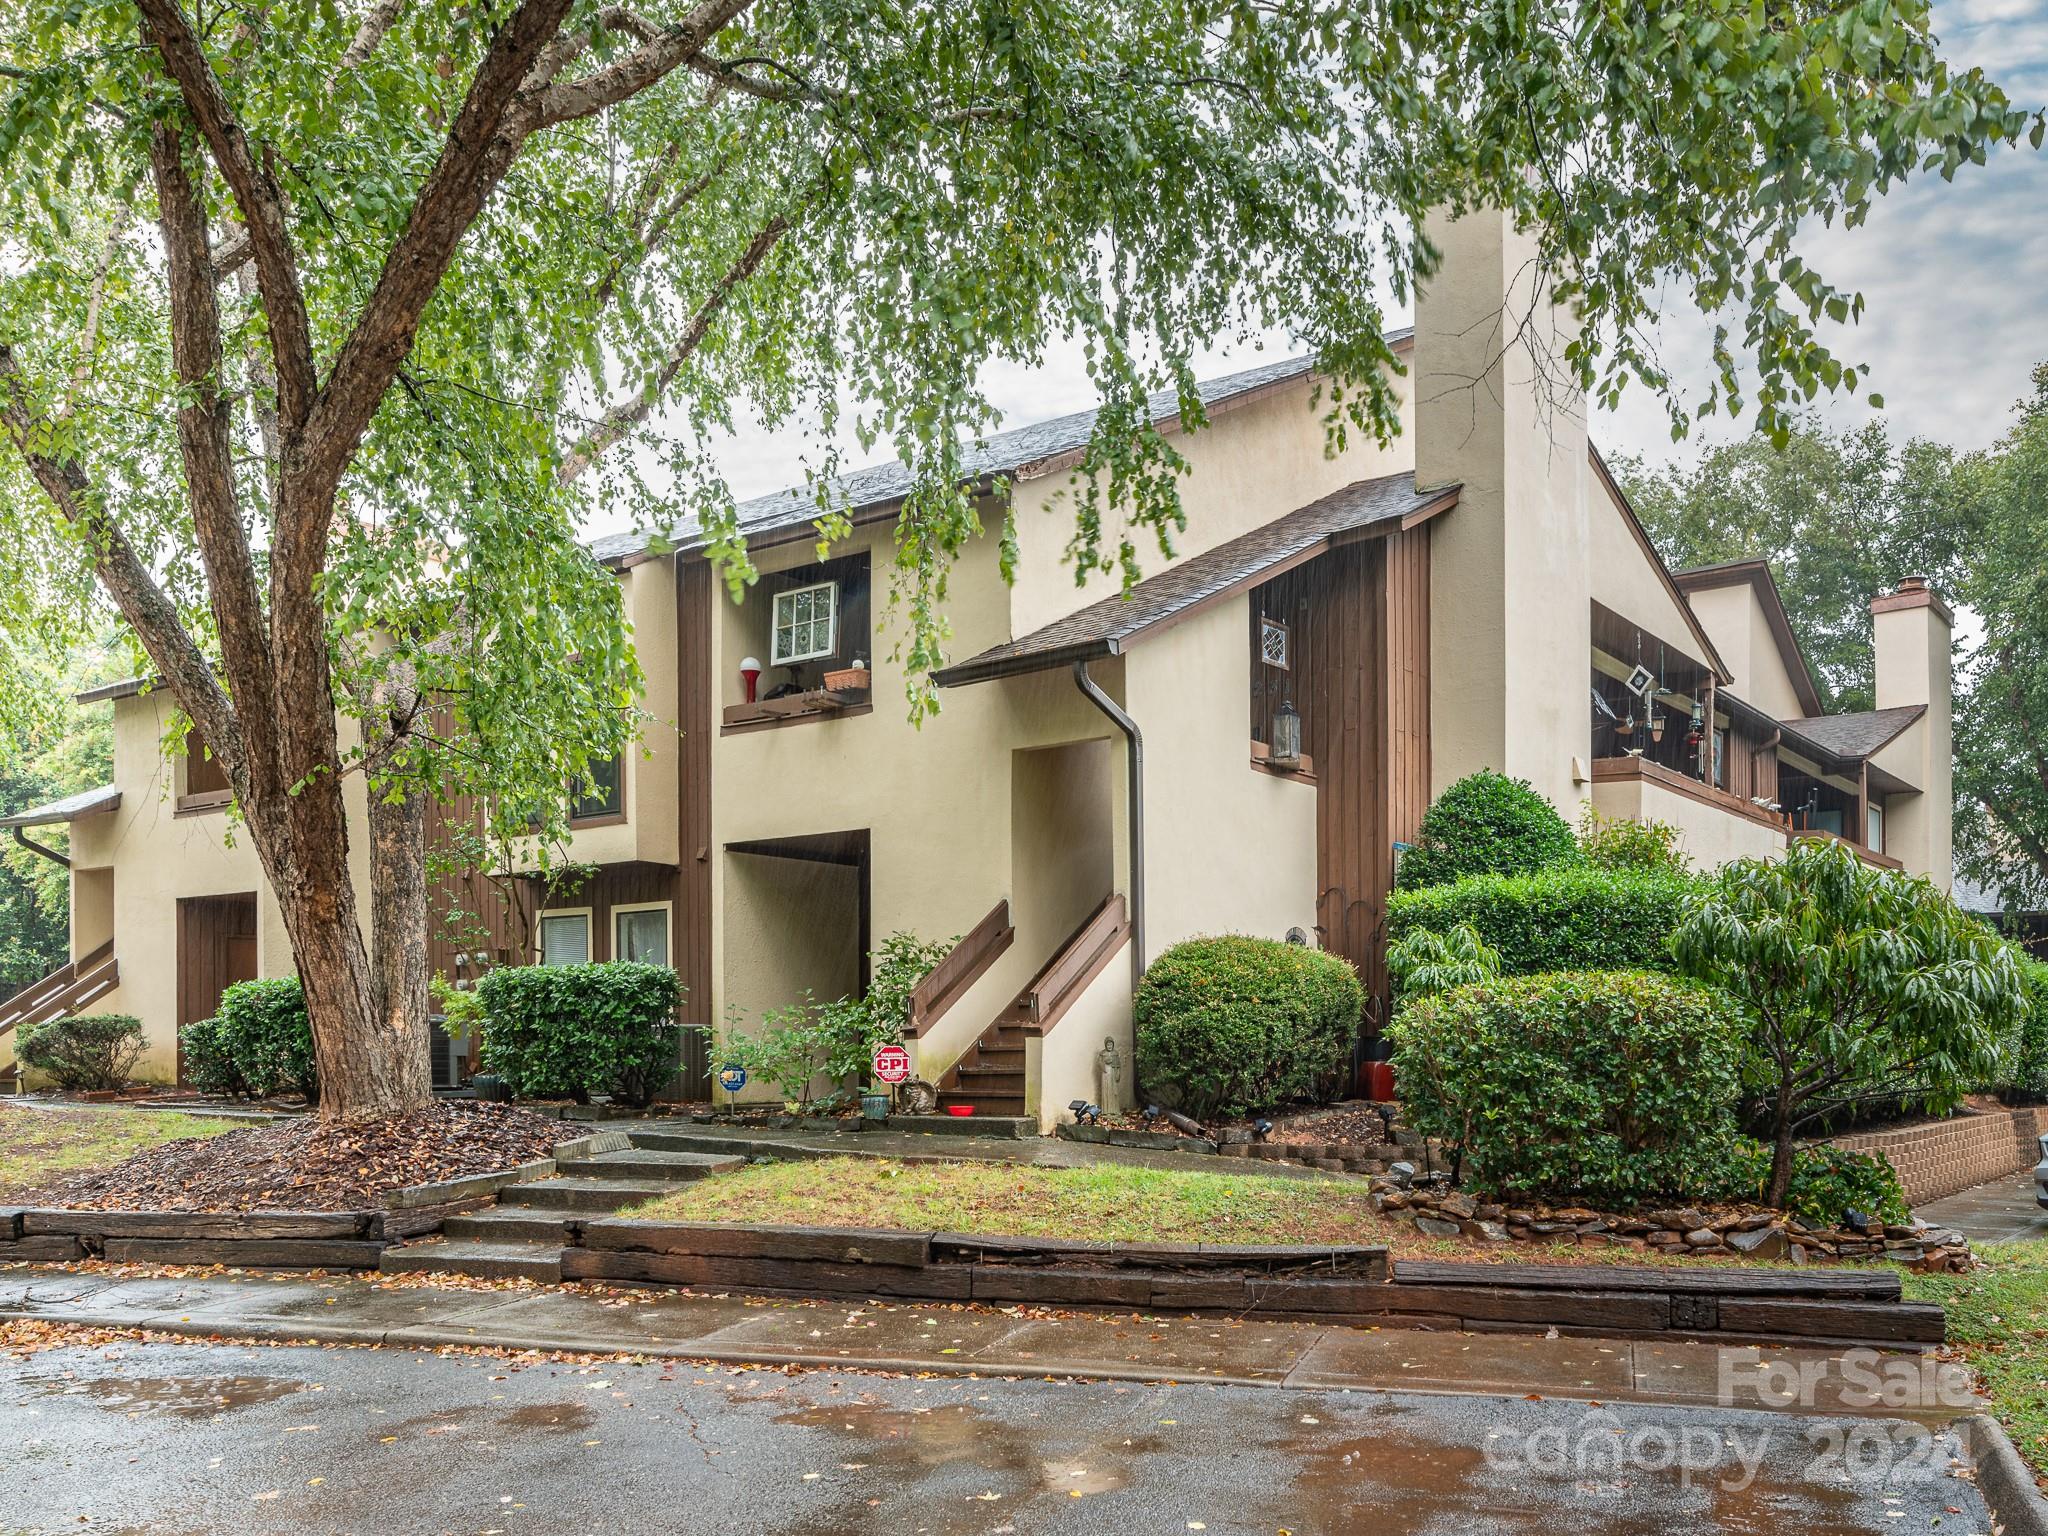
10 826 67 869
1071 660 1144 994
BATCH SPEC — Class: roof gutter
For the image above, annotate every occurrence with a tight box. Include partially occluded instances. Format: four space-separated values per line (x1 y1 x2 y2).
1071 661 1144 997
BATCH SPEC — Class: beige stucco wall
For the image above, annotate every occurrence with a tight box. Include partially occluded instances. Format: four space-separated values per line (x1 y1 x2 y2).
1586 478 1712 669
719 852 862 1102
1415 206 1591 815
1589 776 1786 870
558 560 682 870
1003 367 1415 641
1124 593 1320 952
1684 582 1808 721
1031 948 1134 1133
706 516 1132 1097
1871 597 1953 887
69 866 114 957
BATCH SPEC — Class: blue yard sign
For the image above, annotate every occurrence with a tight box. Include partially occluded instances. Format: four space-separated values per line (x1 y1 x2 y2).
717 1064 748 1094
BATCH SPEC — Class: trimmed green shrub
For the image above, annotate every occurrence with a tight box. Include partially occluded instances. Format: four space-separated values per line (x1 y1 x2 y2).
1387 865 1697 976
1387 970 1743 1203
185 977 318 1101
1134 935 1363 1120
2005 958 2048 1100
1708 1139 1909 1227
16 1012 144 1091
1577 806 1691 874
1396 770 1579 889
176 1014 250 1098
479 961 682 1107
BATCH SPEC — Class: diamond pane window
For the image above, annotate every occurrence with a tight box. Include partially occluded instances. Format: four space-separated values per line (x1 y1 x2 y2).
1259 617 1290 670
770 580 839 666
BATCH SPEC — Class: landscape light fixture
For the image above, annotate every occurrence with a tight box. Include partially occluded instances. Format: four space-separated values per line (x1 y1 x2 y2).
1142 1104 1163 1125
1253 1118 1274 1142
1067 1100 1101 1125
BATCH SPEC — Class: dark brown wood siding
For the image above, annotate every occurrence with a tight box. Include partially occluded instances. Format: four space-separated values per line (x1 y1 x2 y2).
677 556 714 1034
175 893 258 1083
1382 526 1431 850
424 783 536 986
1301 541 1383 1004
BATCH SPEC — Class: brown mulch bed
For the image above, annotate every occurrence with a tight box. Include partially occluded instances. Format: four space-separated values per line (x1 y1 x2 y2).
22 1102 576 1213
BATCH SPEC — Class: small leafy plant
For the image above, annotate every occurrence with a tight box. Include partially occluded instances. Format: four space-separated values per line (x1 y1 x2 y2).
1386 923 1501 1001
1578 805 1691 874
16 1012 145 1092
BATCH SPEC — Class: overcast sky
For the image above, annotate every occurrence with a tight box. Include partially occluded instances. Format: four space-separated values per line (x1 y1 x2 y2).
604 0 2048 535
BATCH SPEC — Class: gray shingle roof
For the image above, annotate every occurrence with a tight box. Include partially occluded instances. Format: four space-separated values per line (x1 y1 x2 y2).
934 472 1457 686
1 785 121 828
1781 705 1926 760
589 340 1412 566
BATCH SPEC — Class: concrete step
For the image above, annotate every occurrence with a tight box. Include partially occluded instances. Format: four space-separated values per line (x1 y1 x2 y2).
932 1095 1028 1119
380 1238 564 1282
553 1149 746 1182
441 1209 575 1244
498 1178 674 1213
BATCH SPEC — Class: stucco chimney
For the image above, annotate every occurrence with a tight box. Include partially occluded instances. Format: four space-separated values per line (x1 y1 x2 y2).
1413 206 1590 811
1869 577 1954 886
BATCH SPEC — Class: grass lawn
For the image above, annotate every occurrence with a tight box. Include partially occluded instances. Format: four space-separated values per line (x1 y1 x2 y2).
624 1157 1395 1245
0 1103 241 1203
1906 1241 2048 1479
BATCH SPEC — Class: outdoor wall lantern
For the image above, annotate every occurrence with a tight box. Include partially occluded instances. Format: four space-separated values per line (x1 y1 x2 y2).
1271 699 1303 768
1649 706 1666 743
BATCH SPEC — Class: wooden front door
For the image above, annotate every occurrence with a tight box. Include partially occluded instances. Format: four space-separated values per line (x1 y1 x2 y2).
176 894 260 1083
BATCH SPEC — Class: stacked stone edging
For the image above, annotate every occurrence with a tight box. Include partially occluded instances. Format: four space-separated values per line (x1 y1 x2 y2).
1374 1182 1972 1272
0 1130 623 1268
1830 1106 2048 1206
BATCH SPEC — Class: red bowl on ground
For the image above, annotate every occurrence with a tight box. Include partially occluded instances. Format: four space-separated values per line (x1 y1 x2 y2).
946 1105 976 1117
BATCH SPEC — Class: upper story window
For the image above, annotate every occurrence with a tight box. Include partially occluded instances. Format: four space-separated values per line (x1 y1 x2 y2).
569 752 623 824
771 580 839 666
178 727 232 813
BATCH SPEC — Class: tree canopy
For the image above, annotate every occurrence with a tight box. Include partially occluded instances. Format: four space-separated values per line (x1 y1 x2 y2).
1614 420 1982 712
1955 365 2048 914
0 0 2034 1117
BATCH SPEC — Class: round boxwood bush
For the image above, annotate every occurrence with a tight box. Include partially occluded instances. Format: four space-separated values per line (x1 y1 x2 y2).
1386 865 1697 976
1133 936 1362 1121
478 961 682 1107
1395 770 1579 889
16 1012 144 1091
179 977 317 1101
1387 970 1742 1203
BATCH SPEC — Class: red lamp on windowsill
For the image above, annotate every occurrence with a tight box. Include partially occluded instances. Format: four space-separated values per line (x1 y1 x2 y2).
740 655 762 704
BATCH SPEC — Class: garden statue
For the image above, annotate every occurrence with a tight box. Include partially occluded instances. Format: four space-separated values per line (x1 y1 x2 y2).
1096 1035 1125 1117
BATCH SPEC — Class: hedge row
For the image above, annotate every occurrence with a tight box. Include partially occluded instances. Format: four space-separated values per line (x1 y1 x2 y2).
1386 865 1697 977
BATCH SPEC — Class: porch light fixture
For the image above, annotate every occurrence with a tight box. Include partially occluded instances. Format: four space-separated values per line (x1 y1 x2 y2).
1270 699 1303 768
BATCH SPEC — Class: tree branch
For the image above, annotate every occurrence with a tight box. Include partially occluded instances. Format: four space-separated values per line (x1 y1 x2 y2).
536 0 756 127
0 344 237 757
146 120 276 788
59 221 125 419
558 207 789 482
134 0 318 432
340 0 406 70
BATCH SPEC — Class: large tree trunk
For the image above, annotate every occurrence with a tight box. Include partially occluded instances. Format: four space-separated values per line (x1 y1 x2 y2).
1765 1089 1799 1210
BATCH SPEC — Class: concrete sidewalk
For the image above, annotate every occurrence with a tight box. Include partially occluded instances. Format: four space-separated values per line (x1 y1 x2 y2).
0 1263 1980 1423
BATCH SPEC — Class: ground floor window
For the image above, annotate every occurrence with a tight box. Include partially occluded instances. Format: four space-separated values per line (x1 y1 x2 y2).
614 902 671 966
538 909 592 966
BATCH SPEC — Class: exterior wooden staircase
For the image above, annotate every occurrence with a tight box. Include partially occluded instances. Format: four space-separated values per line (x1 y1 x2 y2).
0 942 120 1086
935 895 1131 1117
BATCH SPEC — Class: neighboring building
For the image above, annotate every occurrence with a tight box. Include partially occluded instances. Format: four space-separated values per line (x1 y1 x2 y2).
0 210 1957 1125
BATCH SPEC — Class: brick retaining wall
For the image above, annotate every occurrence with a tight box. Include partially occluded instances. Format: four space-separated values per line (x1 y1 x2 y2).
1831 1107 2048 1206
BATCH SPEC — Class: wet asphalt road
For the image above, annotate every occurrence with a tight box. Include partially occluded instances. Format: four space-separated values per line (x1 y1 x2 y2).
0 1340 1995 1535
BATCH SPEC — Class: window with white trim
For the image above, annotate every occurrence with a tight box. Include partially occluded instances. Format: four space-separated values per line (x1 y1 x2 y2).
537 910 591 967
770 580 839 666
614 903 671 967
